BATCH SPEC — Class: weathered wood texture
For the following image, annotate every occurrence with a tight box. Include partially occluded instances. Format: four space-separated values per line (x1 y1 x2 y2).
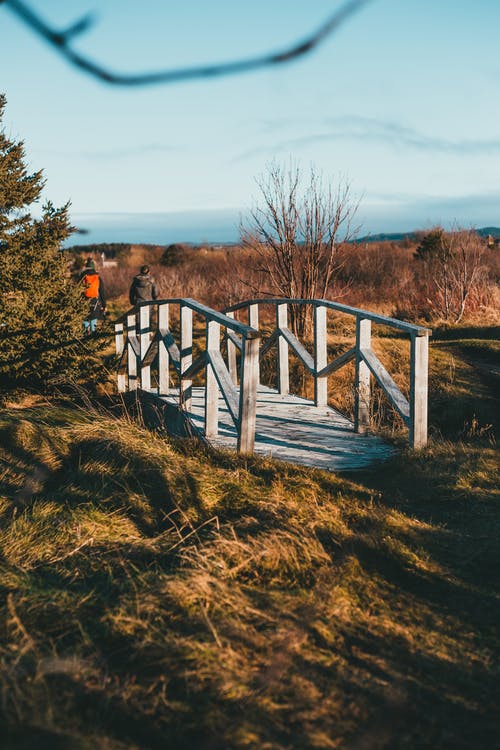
115 296 430 458
224 298 430 449
162 386 396 472
116 298 261 454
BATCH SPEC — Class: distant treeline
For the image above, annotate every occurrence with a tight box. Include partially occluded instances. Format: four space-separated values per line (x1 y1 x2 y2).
66 242 133 258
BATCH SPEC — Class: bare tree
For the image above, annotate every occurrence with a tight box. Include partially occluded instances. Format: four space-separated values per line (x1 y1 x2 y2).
415 227 486 323
241 162 360 336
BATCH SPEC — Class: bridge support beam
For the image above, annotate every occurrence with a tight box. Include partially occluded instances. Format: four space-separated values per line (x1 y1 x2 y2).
139 305 151 391
238 335 259 454
355 318 371 433
158 303 170 395
314 304 328 408
277 303 289 395
410 333 429 449
205 321 220 438
180 304 193 411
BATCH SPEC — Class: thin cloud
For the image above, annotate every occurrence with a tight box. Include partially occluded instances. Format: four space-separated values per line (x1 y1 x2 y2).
237 115 500 160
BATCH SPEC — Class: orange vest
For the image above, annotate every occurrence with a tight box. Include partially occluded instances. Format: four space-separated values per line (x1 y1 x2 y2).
82 272 99 298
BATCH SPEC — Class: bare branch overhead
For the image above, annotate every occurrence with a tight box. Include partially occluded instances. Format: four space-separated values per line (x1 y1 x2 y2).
2 0 371 87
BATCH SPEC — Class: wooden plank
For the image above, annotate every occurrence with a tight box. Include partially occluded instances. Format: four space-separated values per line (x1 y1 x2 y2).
248 303 259 330
166 385 396 471
355 318 371 432
260 329 278 359
183 298 260 339
314 305 328 407
279 326 315 373
161 330 181 373
127 340 139 391
361 347 410 421
226 329 242 351
277 304 289 395
142 337 159 368
226 311 238 386
317 346 356 377
139 305 151 391
158 303 170 395
182 352 207 381
180 304 193 411
238 337 259 453
205 320 220 437
224 297 431 336
126 314 140 357
209 350 239 424
248 303 260 385
410 333 429 448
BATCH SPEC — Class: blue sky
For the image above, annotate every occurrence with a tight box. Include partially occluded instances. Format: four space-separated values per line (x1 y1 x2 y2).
2 0 500 242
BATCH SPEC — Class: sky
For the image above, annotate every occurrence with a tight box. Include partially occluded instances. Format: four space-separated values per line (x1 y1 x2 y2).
1 0 500 243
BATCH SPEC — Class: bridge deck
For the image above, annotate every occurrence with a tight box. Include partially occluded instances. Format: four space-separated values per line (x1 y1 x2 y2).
162 386 396 472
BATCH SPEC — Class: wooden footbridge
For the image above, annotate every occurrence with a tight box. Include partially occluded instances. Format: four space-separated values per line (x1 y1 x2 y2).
115 298 430 472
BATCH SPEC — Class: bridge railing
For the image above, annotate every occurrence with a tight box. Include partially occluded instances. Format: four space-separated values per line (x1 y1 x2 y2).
114 298 261 453
224 298 431 449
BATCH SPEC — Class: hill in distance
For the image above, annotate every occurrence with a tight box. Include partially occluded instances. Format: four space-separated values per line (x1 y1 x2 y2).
356 227 500 243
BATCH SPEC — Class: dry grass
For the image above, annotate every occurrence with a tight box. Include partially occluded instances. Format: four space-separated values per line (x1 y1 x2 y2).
2 240 498 748
0 371 498 749
99 239 500 330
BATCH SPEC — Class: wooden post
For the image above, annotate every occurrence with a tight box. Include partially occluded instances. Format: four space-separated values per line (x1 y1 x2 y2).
158 303 170 395
354 317 371 432
277 303 289 395
238 335 259 454
226 311 238 386
205 320 220 438
180 304 193 411
139 304 151 391
410 333 429 449
127 313 138 391
115 323 126 393
248 303 260 386
314 304 327 407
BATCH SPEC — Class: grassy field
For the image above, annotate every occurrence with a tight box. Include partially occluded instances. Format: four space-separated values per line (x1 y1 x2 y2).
0 328 498 749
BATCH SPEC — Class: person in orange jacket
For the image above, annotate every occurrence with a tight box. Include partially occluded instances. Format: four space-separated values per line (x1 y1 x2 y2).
80 258 106 334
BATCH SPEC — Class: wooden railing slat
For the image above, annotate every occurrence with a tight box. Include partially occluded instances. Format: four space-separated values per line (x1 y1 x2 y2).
317 346 356 377
181 352 206 381
226 329 242 351
161 330 180 372
224 298 431 336
361 347 410 421
279 326 315 373
355 319 371 432
209 349 240 424
141 338 159 368
410 334 429 448
277 304 289 395
238 336 259 454
259 329 278 359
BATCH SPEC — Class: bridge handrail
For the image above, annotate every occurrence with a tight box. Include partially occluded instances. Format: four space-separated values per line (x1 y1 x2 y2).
224 298 431 337
114 298 260 453
223 297 431 449
117 298 260 339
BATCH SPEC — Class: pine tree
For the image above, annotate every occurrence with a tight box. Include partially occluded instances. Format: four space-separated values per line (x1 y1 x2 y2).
0 94 99 389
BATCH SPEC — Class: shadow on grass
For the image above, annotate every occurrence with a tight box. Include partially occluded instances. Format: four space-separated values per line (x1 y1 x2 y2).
0 405 499 749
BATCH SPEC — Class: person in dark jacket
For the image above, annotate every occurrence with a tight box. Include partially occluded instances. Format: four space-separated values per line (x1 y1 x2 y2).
129 265 158 306
80 258 106 334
